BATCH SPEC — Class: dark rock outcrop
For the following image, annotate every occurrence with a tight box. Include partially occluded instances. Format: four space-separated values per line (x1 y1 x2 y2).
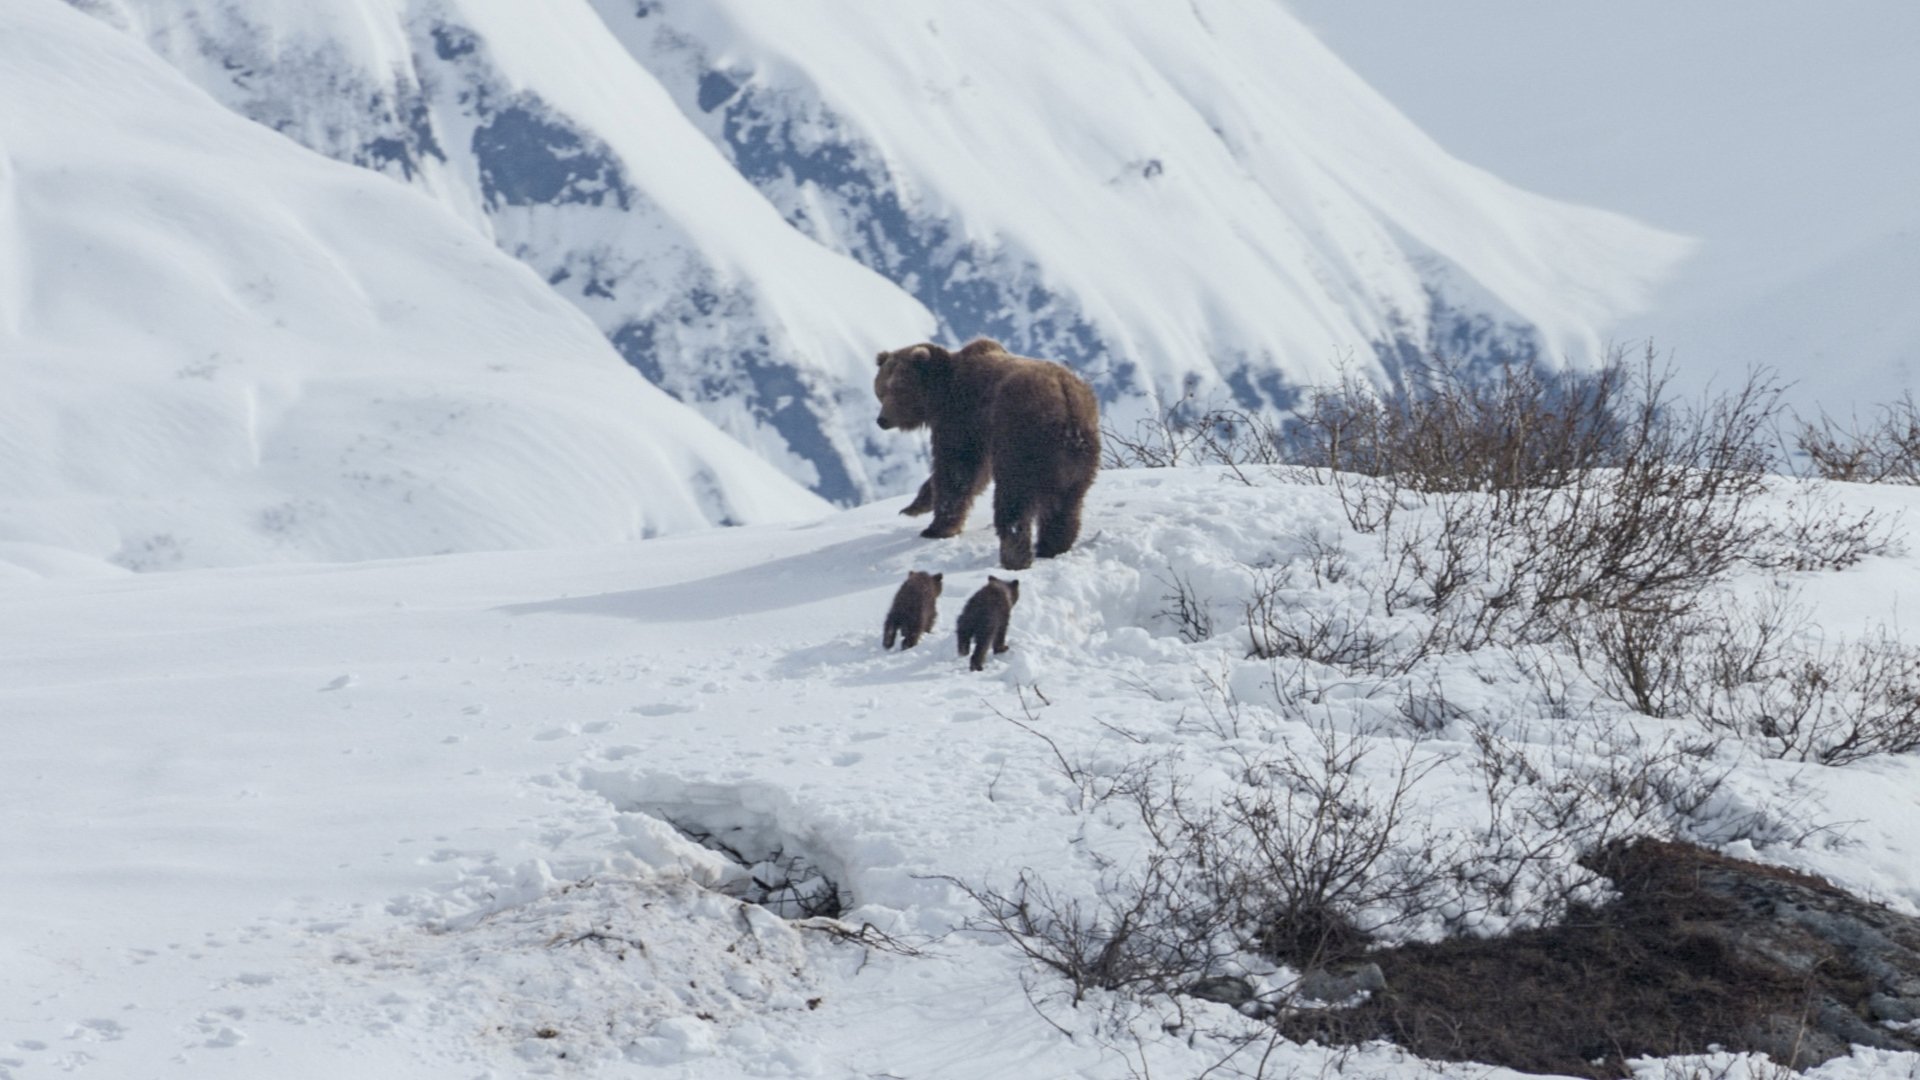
1283 839 1920 1078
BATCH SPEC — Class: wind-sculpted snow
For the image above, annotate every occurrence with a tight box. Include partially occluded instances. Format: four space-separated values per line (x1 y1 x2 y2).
73 0 935 504
709 80 1123 392
73 0 1684 504
0 0 832 574
595 0 1686 412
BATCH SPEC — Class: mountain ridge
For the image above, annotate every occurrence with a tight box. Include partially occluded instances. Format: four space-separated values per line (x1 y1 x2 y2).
64 0 1691 506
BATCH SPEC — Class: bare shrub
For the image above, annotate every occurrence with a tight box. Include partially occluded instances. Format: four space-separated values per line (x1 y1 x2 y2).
1567 604 1700 719
1558 583 1920 766
948 849 1230 1006
1795 393 1920 483
1102 397 1286 482
962 709 1743 994
1274 353 1911 736
1156 569 1215 644
955 720 1456 1006
1745 484 1902 573
1195 729 1454 966
1243 567 1390 671
1505 360 1779 621
1698 623 1920 766
1288 349 1779 584
1456 719 1737 924
1284 354 1631 494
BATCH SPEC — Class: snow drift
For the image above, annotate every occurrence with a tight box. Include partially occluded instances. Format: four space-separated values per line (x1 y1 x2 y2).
0 0 832 576
72 0 1691 505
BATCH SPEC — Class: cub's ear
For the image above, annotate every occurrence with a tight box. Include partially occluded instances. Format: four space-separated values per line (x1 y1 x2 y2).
875 351 889 367
909 345 931 362
1007 579 1020 598
932 573 943 583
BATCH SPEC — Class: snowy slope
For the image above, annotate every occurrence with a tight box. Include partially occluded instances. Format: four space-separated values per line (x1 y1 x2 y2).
5 466 1920 1078
0 0 831 577
68 0 938 504
1284 0 1920 415
75 0 1689 502
603 0 1691 398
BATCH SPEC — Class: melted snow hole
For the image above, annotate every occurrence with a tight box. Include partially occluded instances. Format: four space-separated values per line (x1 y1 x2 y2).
586 773 852 921
656 813 846 919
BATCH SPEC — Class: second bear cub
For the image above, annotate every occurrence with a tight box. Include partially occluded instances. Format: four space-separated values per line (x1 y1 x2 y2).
883 570 943 650
956 576 1020 671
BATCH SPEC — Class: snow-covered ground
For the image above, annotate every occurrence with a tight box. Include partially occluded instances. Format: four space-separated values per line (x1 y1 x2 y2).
7 467 1920 1078
1285 0 1920 417
0 0 831 578
8 2 1920 1076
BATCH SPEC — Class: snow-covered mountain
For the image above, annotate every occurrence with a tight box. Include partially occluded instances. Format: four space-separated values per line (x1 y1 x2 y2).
608 0 1689 390
63 0 940 505
0 0 831 576
66 0 1689 507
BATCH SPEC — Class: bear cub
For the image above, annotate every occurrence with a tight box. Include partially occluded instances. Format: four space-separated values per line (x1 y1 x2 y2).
883 570 943 650
956 576 1020 672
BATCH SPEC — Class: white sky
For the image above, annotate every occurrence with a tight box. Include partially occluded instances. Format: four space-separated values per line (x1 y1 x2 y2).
1287 0 1920 413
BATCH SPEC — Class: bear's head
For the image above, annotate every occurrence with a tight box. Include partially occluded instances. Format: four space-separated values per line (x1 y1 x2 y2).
873 344 948 430
987 575 1019 604
906 569 943 595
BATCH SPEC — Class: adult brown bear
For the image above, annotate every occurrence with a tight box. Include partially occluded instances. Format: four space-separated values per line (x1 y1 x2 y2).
873 339 1099 570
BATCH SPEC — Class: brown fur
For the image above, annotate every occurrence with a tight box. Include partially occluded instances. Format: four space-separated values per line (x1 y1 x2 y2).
882 570 942 650
874 338 1100 570
955 576 1019 671
898 477 935 517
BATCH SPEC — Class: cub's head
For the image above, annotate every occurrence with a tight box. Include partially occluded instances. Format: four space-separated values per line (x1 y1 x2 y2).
906 570 944 595
988 575 1020 604
873 344 948 430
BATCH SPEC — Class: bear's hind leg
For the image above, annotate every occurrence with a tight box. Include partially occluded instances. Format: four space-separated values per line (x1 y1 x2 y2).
993 483 1037 571
1035 486 1087 559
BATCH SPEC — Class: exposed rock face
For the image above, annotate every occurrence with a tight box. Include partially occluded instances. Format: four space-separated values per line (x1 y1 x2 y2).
1673 842 1920 1068
1283 839 1920 1078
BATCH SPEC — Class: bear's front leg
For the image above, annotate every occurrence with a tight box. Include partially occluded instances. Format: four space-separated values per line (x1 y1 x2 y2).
922 435 988 539
921 484 970 539
899 478 935 517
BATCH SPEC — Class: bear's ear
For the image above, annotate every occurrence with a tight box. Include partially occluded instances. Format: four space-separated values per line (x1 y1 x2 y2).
875 351 889 367
1007 579 1020 599
932 573 943 584
909 345 931 362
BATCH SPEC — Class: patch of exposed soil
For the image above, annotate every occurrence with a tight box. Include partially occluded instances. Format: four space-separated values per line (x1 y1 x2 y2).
1280 839 1920 1077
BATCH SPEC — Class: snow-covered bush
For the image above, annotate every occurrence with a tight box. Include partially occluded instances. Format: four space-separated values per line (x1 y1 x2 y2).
1796 393 1920 484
